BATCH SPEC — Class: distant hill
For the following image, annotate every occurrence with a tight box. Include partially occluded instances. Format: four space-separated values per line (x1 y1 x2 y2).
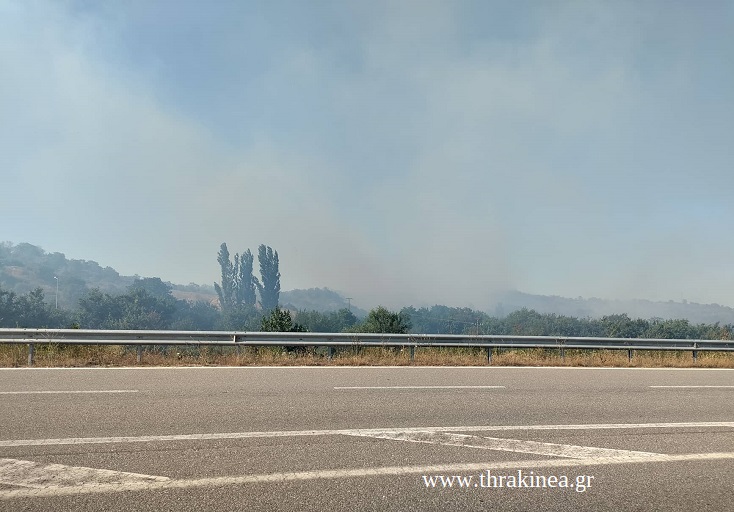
495 290 734 325
169 284 218 305
0 242 134 309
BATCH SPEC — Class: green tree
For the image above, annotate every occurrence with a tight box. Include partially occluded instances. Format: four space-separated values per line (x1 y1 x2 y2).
294 308 358 333
77 289 122 329
0 285 19 327
599 314 648 338
129 277 172 298
503 308 548 336
76 287 180 330
0 285 70 328
234 250 257 306
214 243 234 311
332 308 358 331
261 306 305 332
17 288 53 327
644 318 695 339
261 307 306 354
216 244 258 312
171 300 220 330
357 306 411 334
114 288 178 330
255 245 280 312
215 304 260 331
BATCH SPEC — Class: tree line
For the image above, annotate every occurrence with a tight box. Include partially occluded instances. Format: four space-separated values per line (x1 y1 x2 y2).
402 305 733 340
0 242 732 340
2 281 731 341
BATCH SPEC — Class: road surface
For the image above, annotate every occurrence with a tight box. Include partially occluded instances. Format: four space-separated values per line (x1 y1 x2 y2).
1 366 732 511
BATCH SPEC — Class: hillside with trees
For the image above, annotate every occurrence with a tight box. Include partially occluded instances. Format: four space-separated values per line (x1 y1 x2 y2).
0 242 133 309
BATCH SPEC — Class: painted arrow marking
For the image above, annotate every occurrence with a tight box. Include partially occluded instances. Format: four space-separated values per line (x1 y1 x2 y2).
0 458 169 490
346 431 660 460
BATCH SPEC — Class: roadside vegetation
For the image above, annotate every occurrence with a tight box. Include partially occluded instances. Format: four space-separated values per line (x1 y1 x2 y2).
1 344 732 368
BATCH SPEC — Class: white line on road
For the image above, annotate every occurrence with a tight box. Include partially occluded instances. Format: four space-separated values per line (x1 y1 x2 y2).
2 452 734 500
0 390 139 395
348 431 659 460
649 386 734 389
1 422 732 448
334 386 506 390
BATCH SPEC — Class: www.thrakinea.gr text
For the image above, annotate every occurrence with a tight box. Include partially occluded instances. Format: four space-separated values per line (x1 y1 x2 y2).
422 470 595 493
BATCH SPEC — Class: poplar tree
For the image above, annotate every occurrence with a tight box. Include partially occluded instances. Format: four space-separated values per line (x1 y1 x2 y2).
255 245 280 312
214 243 234 311
235 250 257 306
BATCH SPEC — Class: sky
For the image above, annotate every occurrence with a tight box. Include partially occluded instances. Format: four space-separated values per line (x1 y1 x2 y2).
2 0 733 310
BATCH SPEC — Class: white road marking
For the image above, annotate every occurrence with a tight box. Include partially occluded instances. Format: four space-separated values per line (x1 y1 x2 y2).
1 422 732 448
334 386 505 390
0 458 169 489
347 431 659 460
0 390 138 395
649 386 734 389
1 452 734 499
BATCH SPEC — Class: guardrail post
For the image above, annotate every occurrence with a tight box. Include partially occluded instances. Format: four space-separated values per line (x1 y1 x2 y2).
327 346 335 360
137 345 143 364
692 342 698 363
628 349 633 362
486 347 492 365
409 346 415 362
27 343 35 366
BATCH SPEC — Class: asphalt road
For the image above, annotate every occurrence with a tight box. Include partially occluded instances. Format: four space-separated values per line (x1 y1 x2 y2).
0 366 732 511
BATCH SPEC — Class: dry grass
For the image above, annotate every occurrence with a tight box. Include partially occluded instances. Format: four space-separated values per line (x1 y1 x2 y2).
1 344 733 368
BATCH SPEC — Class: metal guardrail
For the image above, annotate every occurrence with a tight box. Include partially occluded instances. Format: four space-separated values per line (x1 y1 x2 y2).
1 328 734 366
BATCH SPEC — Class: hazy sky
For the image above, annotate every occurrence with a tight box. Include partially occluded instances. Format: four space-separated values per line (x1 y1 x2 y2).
2 0 733 310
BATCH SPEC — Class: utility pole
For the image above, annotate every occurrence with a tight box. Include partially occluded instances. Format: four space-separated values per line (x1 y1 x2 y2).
345 297 352 312
54 276 59 309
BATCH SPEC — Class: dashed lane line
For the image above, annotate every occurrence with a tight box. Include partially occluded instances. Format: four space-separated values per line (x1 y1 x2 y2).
649 386 734 389
0 390 139 395
334 386 506 390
